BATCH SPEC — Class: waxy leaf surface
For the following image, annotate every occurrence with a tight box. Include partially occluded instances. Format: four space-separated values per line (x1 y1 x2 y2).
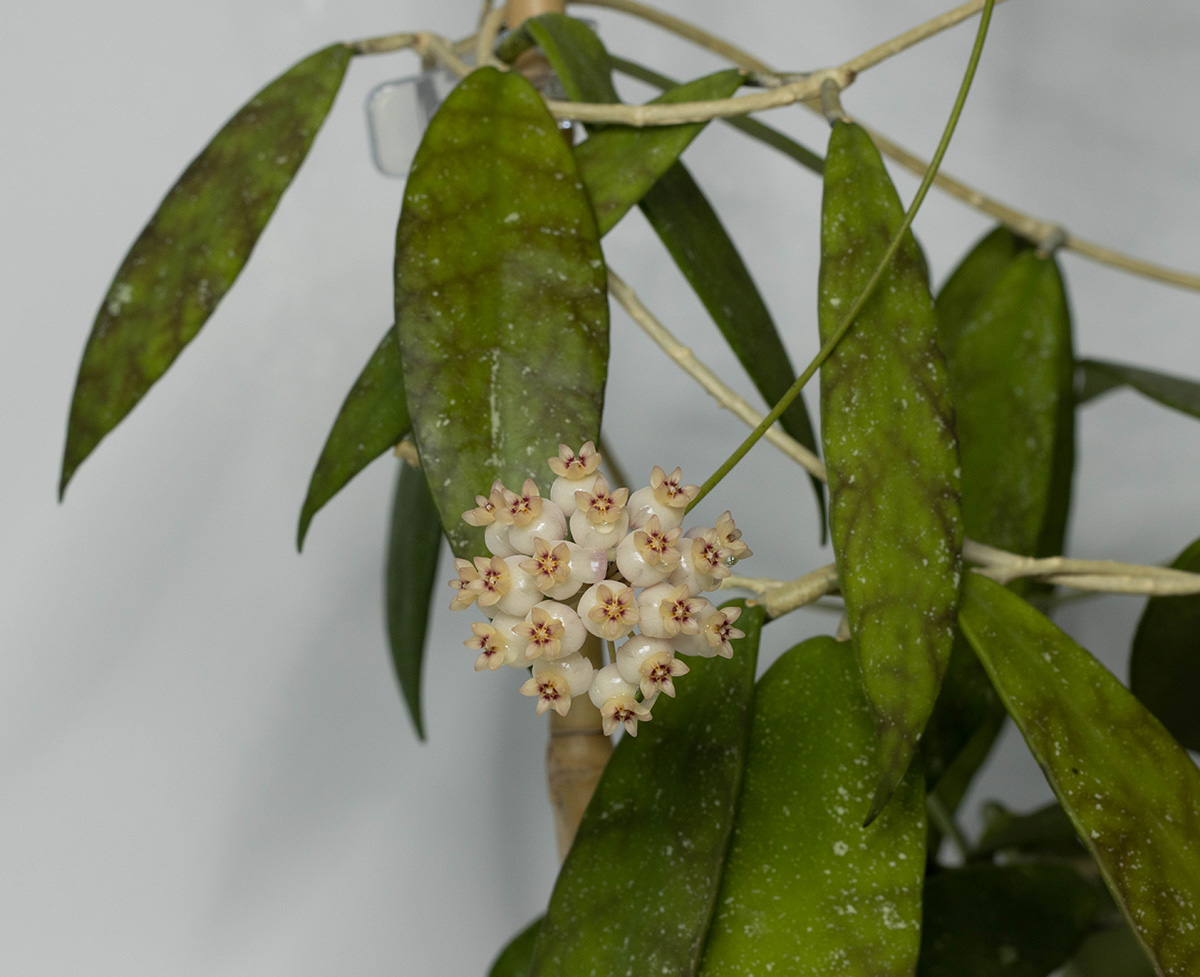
818 120 962 819
1077 358 1200 419
934 225 1031 349
698 636 925 977
395 67 608 558
531 603 764 977
297 329 410 549
385 463 442 740
917 864 1099 977
62 43 352 495
528 15 824 535
959 574 1200 977
489 916 542 977
1130 535 1200 750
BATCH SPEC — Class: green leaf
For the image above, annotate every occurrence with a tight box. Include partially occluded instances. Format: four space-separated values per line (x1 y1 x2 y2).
520 14 620 104
698 636 926 977
573 69 745 235
939 248 1074 560
917 864 1100 977
1076 358 1200 418
818 119 962 820
297 328 410 550
935 225 1032 355
1066 927 1158 977
394 67 609 559
1130 535 1200 751
609 55 825 175
638 165 826 540
974 801 1084 860
61 43 352 496
385 462 442 740
959 574 1200 977
531 602 764 977
489 917 542 977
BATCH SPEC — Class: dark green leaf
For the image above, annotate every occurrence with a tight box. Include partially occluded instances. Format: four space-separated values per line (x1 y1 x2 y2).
531 603 764 977
521 14 620 104
975 801 1085 860
1076 358 1200 418
609 56 824 175
394 67 609 558
940 249 1075 561
918 864 1100 977
1130 535 1200 751
62 43 352 496
698 636 925 976
818 119 962 820
935 225 1032 356
573 69 744 236
297 327 410 549
1067 927 1158 977
385 462 442 740
638 165 826 539
959 574 1200 977
489 916 541 977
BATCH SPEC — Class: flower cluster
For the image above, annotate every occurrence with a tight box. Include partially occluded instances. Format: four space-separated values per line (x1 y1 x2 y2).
448 443 751 736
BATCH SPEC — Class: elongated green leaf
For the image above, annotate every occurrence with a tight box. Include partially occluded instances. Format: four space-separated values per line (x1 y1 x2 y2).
960 574 1200 977
1067 927 1158 977
1130 535 1200 750
698 636 925 977
531 603 764 977
385 462 442 740
818 119 962 820
944 250 1075 560
922 632 1004 793
489 917 542 977
527 16 825 537
917 865 1100 977
609 55 825 175
573 69 744 235
395 67 608 558
934 225 1032 354
1077 358 1200 418
297 328 410 549
62 43 352 496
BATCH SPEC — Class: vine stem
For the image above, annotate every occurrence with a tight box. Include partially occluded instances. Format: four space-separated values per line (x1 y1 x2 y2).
688 0 996 513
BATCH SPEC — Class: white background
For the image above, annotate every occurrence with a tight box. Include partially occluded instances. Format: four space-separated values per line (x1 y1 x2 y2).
3 1 1199 974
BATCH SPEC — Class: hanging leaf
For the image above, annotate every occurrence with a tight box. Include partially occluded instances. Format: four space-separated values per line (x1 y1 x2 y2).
531 603 764 977
917 864 1100 977
385 462 443 740
488 917 542 977
698 635 925 976
1076 358 1200 418
297 328 410 550
394 67 609 558
527 14 824 535
61 43 353 496
1130 535 1200 751
818 119 962 821
959 574 1200 977
934 225 1032 354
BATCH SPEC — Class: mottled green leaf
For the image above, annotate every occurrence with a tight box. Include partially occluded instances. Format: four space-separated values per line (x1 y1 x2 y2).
609 55 825 175
960 574 1200 977
527 18 825 538
531 603 764 977
1130 535 1200 750
394 67 608 558
818 119 962 820
1077 358 1200 418
944 250 1075 560
385 462 442 740
62 43 352 496
573 69 744 235
917 864 1100 977
935 225 1032 354
489 916 541 977
975 801 1084 860
638 166 826 539
698 636 925 977
297 328 410 549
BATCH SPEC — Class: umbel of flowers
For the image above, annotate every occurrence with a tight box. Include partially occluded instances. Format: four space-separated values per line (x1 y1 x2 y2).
447 443 751 737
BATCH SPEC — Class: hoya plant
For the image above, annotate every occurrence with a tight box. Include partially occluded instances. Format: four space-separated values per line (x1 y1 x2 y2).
57 0 1200 973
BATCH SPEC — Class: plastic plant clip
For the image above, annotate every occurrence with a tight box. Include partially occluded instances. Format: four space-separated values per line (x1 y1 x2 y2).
366 66 461 177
